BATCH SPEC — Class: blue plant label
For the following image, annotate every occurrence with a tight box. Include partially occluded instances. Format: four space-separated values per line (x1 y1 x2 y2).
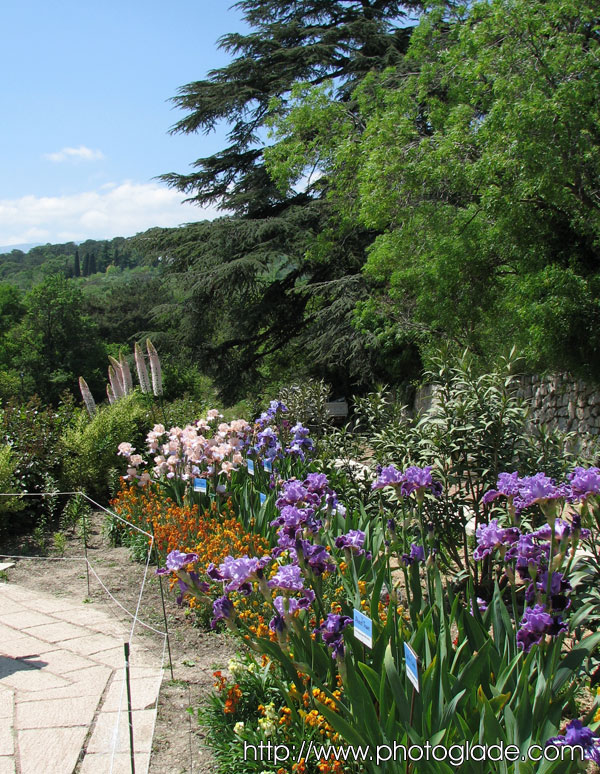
353 609 373 649
404 642 420 693
259 493 267 505
193 478 207 493
263 459 272 473
247 459 255 476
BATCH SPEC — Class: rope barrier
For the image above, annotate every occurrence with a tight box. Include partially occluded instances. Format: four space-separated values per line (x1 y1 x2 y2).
0 489 171 774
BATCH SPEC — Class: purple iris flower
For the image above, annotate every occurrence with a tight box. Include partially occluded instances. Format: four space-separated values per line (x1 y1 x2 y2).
372 464 404 490
269 613 286 633
400 466 443 498
208 555 270 594
270 505 309 532
211 595 234 629
546 720 600 764
273 590 315 617
299 541 336 575
157 550 199 576
473 519 520 561
276 481 314 510
516 604 567 652
304 473 329 496
254 426 282 459
401 543 426 566
335 530 366 555
505 533 549 581
255 400 288 430
524 570 571 611
315 614 352 658
286 423 315 459
569 467 600 501
268 564 305 591
482 472 521 504
469 597 488 615
515 473 570 510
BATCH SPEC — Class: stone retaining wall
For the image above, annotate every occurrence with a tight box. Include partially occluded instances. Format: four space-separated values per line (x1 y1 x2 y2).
414 373 600 442
516 373 600 436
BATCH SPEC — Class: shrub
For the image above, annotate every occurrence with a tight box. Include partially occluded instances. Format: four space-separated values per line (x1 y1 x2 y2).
0 444 25 533
0 394 78 533
60 392 149 501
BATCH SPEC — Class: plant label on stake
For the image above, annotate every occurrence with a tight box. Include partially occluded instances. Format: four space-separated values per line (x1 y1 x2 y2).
353 609 373 649
193 478 207 494
404 642 420 693
263 459 272 473
259 493 267 505
247 459 255 476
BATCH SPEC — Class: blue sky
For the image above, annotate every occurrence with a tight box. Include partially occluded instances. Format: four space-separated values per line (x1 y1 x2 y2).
0 0 247 246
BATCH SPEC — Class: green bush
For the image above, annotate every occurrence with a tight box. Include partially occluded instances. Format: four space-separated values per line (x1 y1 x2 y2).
0 444 25 533
60 392 149 501
0 395 79 532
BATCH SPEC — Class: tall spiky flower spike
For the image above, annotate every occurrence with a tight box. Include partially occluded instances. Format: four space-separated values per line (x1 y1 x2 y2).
108 365 124 399
78 377 96 418
108 356 123 387
146 338 163 397
134 341 151 394
119 352 133 394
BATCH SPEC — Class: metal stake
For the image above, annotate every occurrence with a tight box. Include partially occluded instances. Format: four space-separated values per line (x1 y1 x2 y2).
151 526 174 680
124 642 136 774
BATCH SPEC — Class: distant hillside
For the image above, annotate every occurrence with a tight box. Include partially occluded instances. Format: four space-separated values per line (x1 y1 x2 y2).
0 242 43 254
0 235 155 290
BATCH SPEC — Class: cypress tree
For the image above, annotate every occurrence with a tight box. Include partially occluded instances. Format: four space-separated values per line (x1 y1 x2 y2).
73 249 81 277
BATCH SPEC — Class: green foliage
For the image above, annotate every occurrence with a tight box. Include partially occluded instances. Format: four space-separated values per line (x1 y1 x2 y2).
0 444 25 533
138 209 386 402
161 0 417 215
0 395 79 533
266 0 600 378
365 352 593 565
52 531 67 556
60 392 149 501
12 274 105 402
0 236 149 291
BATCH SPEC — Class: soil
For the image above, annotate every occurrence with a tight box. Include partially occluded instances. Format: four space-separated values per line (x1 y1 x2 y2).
0 510 236 774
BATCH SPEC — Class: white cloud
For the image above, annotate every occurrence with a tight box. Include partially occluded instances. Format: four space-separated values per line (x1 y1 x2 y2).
0 181 222 245
44 145 105 163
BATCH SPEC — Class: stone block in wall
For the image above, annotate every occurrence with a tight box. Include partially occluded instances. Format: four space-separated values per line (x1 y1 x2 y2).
556 416 569 431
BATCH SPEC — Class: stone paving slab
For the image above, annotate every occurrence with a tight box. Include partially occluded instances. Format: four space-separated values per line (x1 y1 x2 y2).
0 582 163 773
86 709 156 753
17 726 88 774
79 751 151 774
0 756 15 774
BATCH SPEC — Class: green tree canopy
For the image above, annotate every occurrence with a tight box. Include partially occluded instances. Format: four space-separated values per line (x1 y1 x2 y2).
266 0 600 377
154 0 426 399
161 0 419 217
14 275 105 402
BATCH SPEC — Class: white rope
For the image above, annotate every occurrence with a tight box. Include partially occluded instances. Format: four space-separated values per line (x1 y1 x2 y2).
84 560 167 637
0 490 154 538
3 488 171 772
0 553 83 561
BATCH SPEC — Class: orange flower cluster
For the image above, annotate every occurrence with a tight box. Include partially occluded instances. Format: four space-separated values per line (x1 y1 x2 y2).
224 684 242 714
110 482 268 573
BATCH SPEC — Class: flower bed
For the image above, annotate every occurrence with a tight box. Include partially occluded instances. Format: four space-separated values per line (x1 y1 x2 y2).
117 402 600 773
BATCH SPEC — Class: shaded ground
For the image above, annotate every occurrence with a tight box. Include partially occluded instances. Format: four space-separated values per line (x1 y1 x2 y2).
0 511 236 774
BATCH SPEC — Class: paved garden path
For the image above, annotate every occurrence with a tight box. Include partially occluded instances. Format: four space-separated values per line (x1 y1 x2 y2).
0 581 163 774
